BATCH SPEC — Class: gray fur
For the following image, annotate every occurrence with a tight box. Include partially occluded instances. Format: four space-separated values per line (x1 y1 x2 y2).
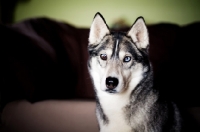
88 12 181 132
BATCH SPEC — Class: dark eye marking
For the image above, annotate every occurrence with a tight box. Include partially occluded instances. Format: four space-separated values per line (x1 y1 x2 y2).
123 56 131 62
100 54 107 60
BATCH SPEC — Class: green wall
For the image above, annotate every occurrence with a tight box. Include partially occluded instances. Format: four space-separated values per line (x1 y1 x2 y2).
14 0 200 28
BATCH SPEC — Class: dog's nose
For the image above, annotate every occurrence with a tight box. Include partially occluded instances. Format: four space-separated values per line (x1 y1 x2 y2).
106 77 118 89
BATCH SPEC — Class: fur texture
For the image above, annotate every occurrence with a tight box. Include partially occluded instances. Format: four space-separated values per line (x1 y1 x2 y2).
88 12 181 132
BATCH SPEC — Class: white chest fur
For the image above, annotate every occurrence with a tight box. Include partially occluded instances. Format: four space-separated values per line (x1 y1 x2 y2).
97 89 134 132
94 70 143 132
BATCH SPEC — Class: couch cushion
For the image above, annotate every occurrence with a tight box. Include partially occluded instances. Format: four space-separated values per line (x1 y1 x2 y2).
1 18 91 107
1 100 98 132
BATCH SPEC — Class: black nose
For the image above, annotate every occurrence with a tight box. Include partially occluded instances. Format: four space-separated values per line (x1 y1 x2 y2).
106 77 118 89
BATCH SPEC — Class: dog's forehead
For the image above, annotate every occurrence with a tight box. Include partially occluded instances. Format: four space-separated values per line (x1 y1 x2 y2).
95 32 141 58
106 33 137 51
102 35 115 48
118 37 134 50
103 33 132 48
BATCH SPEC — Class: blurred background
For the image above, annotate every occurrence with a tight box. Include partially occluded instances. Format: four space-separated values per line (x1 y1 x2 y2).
1 1 200 131
1 0 200 28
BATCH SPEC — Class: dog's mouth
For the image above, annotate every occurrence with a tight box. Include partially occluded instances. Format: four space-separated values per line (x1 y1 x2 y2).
105 89 117 93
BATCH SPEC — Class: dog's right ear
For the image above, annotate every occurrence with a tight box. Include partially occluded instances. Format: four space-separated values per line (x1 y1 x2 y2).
89 12 110 45
127 17 149 50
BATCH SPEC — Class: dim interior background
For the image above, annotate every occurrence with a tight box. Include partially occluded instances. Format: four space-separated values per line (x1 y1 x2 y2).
1 1 200 132
0 0 200 28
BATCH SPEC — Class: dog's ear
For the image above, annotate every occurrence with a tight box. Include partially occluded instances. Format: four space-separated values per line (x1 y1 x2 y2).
127 17 149 49
89 12 110 45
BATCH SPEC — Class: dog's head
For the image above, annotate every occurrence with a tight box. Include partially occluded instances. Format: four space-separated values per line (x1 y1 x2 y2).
88 12 150 94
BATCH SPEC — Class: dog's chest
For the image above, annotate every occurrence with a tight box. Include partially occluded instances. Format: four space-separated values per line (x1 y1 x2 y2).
100 111 132 132
98 92 133 132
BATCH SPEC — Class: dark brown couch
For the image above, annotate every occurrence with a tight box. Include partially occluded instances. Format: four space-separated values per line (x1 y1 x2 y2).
1 17 200 132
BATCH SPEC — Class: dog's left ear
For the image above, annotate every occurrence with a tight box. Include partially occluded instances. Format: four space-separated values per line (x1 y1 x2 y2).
89 12 110 45
127 17 149 49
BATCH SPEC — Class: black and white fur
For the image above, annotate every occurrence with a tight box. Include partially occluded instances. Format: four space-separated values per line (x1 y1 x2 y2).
87 12 181 132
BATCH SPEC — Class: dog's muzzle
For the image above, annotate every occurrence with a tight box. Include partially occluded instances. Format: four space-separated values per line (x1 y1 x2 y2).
105 77 118 93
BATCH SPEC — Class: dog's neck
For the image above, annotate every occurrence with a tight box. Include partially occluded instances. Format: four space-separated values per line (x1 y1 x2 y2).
95 70 157 132
130 69 155 100
95 74 143 132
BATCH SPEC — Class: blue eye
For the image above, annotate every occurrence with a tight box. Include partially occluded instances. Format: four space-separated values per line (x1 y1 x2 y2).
123 56 131 62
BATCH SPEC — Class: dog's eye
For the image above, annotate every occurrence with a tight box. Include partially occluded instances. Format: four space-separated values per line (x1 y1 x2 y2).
123 56 131 62
100 54 107 60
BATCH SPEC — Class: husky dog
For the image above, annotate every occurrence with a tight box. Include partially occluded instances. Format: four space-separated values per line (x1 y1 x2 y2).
87 12 181 132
